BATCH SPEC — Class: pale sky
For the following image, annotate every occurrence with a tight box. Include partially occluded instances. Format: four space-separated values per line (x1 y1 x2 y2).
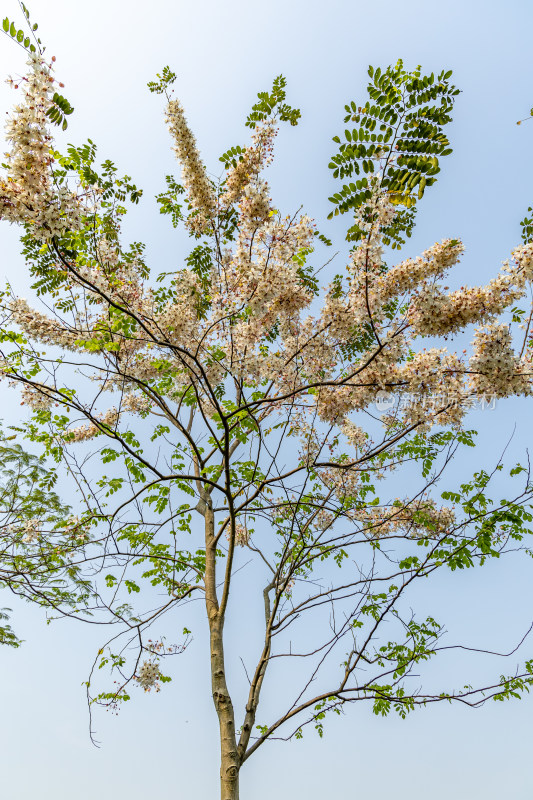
1 1 533 798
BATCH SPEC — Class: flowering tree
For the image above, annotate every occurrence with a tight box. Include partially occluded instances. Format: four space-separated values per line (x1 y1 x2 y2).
2 7 533 799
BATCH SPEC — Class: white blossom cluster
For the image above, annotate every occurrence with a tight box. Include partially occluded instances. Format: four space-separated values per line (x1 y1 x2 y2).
357 497 456 539
60 392 154 445
19 383 55 411
234 524 249 547
394 349 465 429
9 298 89 350
225 523 249 546
316 333 406 422
67 406 119 442
219 119 276 208
322 464 361 506
165 99 215 233
136 660 161 691
121 391 153 416
62 514 91 543
341 420 367 449
0 55 84 239
240 180 271 224
469 324 531 399
208 204 316 383
153 269 204 347
409 242 533 337
17 517 41 543
7 514 91 546
409 279 519 337
91 238 146 306
378 238 464 306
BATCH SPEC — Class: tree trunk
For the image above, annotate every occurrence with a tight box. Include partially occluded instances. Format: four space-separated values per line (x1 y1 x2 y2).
211 620 240 800
204 505 240 800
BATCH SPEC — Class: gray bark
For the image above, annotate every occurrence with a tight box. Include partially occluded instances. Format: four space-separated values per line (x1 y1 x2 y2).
204 505 240 800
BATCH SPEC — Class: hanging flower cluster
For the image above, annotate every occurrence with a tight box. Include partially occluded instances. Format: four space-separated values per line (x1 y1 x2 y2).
0 55 84 239
136 660 161 691
225 523 249 546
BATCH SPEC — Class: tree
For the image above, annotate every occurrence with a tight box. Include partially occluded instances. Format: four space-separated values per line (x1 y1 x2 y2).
2 8 533 799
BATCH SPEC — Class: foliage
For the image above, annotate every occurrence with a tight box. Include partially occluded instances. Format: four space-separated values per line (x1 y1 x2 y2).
329 60 459 247
0 424 85 645
245 74 301 129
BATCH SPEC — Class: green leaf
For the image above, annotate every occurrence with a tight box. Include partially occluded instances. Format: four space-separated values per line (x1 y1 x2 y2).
52 93 74 115
2 18 9 33
245 75 301 129
147 66 177 95
329 60 458 246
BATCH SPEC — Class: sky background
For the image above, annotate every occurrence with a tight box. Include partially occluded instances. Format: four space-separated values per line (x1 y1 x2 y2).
1 0 533 798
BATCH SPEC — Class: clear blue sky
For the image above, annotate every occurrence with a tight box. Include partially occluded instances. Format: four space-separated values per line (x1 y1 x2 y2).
1 0 533 798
